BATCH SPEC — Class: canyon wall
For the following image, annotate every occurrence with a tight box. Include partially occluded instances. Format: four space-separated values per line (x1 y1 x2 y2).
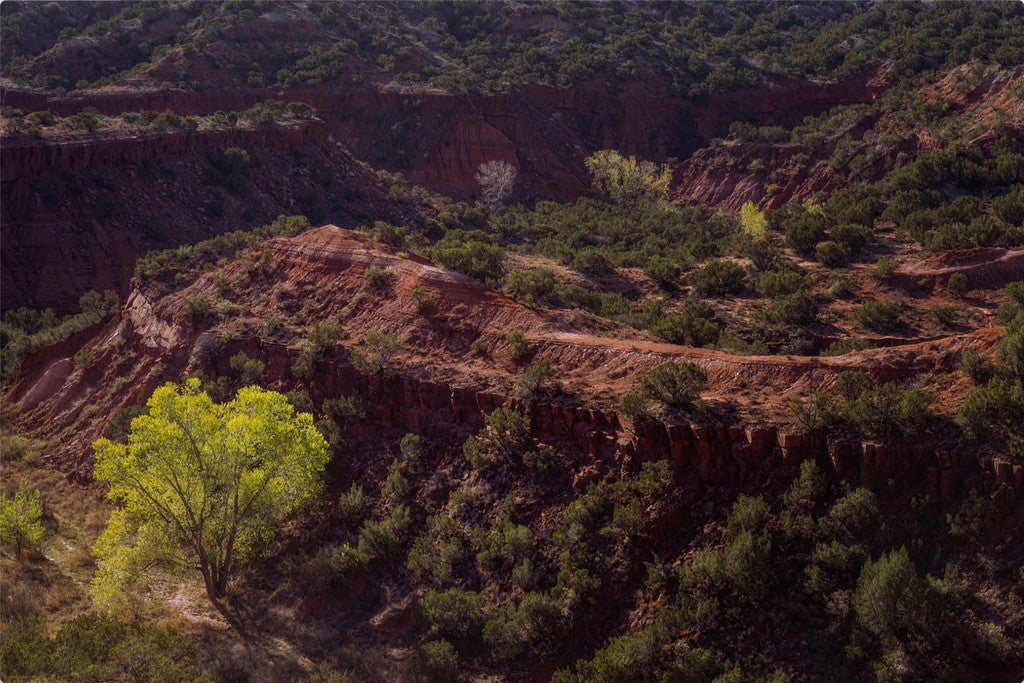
0 120 411 312
0 118 330 184
2 70 885 202
0 71 889 312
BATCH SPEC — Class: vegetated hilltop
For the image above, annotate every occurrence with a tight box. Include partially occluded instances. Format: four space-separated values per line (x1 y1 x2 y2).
5 1 1024 96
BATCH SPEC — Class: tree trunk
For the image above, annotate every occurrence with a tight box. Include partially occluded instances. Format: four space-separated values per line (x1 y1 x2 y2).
199 559 219 600
215 565 230 597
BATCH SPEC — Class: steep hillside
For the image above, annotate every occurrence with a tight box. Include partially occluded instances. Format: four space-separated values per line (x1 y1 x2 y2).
0 111 418 312
6 225 1013 484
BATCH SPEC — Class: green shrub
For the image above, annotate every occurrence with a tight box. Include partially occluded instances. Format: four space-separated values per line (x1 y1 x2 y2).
68 107 101 130
853 300 901 332
504 329 529 362
486 407 532 459
689 260 745 296
79 289 119 317
946 272 969 297
1004 315 1024 379
363 266 392 295
959 348 993 384
804 540 867 596
619 393 648 419
410 286 441 313
1007 281 1024 307
789 389 839 433
746 239 783 271
783 460 829 513
929 305 959 328
852 547 920 644
0 435 45 465
0 617 51 676
305 543 369 590
337 483 370 528
429 230 504 282
872 257 899 279
830 223 872 253
826 274 857 298
638 361 707 410
0 613 208 681
104 405 147 442
815 240 850 267
756 269 808 297
134 216 311 281
513 359 555 401
726 495 767 537
555 284 630 318
0 483 43 562
821 338 873 356
850 545 969 670
380 458 411 506
649 301 720 347
292 317 345 380
418 640 459 683
818 488 879 542
644 257 681 288
203 147 250 193
844 383 931 441
503 268 555 304
477 521 532 572
561 614 726 682
352 331 404 376
958 375 1024 445
420 589 486 643
835 370 873 401
761 292 818 325
946 489 995 539
357 505 411 562
720 529 772 596
181 295 213 325
783 211 826 253
572 247 615 274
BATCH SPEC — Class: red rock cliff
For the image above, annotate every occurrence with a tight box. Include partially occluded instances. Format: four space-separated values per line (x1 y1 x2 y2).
2 70 885 202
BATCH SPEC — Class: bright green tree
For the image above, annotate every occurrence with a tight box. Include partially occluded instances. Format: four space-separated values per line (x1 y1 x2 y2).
0 483 44 562
584 149 672 205
739 201 767 240
91 379 329 601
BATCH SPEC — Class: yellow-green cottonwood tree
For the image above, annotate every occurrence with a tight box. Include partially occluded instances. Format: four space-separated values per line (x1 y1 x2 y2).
92 379 329 602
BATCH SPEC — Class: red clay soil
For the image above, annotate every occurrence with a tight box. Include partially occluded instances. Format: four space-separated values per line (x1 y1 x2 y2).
6 225 1004 476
